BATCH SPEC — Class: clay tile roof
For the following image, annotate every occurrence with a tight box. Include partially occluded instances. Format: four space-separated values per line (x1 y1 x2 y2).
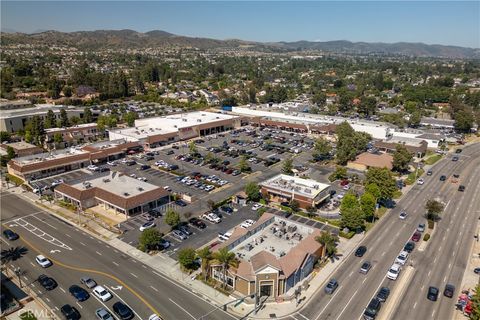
279 248 308 277
235 259 255 281
250 251 281 272
352 152 393 170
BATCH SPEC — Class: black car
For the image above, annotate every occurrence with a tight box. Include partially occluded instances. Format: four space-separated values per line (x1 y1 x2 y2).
455 149 462 153
452 156 459 161
220 206 233 214
175 200 187 207
376 287 390 302
427 170 433 176
189 217 206 229
148 209 162 218
3 229 19 241
178 225 193 236
113 302 134 320
98 166 110 172
363 298 381 320
427 286 439 301
404 242 415 253
139 164 151 170
60 304 81 320
38 274 57 291
444 284 455 298
144 155 154 161
440 175 447 181
458 185 465 192
69 285 89 301
355 246 367 257
166 150 174 155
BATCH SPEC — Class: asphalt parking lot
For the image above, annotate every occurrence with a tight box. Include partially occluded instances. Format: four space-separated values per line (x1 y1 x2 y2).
30 169 95 193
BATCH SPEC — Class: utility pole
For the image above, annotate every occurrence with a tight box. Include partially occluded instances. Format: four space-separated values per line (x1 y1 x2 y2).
13 266 22 288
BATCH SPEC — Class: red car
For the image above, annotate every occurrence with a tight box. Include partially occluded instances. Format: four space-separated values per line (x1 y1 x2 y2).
340 179 350 186
411 231 421 242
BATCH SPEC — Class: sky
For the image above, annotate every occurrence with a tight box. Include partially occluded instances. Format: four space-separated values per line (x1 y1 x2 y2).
1 1 479 48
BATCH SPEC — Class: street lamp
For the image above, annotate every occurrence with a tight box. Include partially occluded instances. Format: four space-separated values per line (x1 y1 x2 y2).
13 266 22 288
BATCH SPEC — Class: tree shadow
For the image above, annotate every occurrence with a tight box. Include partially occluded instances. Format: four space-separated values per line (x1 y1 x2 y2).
1 246 29 264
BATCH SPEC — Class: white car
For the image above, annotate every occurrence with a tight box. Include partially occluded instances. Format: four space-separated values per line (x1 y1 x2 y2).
395 251 409 266
148 315 162 320
163 186 172 191
399 211 408 220
51 179 64 187
252 203 263 211
35 255 52 268
204 213 221 223
417 178 425 185
107 161 117 166
386 263 402 280
337 192 345 199
218 232 232 242
87 165 99 171
240 219 256 229
342 184 351 190
92 285 112 302
139 221 156 231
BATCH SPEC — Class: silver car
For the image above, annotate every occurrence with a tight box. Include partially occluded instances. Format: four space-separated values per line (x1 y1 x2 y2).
80 276 97 289
172 229 187 240
96 307 115 320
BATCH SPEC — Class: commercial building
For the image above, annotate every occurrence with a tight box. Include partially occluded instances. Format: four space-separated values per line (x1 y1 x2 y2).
45 123 101 148
374 138 428 157
0 104 99 133
420 117 455 129
210 213 324 300
108 111 243 148
82 139 141 164
260 174 330 209
0 142 43 157
54 172 170 216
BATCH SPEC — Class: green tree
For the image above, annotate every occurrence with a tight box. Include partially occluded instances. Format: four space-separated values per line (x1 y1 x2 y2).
358 96 377 116
336 121 371 165
44 110 56 129
365 168 397 200
178 248 197 270
212 247 237 289
164 209 181 227
289 200 300 212
312 137 332 161
107 115 118 128
329 166 348 182
53 133 63 145
63 85 73 97
188 141 197 154
238 155 250 172
470 283 480 320
59 109 69 127
341 206 365 231
138 228 162 252
306 205 317 218
124 112 137 127
282 157 293 175
364 183 381 200
425 199 444 221
0 131 11 143
392 144 413 173
24 131 32 143
6 146 15 159
205 152 215 164
245 182 261 202
360 192 376 221
315 231 339 257
312 92 326 106
454 108 474 133
83 107 93 123
340 193 359 213
196 247 212 281
408 111 422 128
97 115 107 132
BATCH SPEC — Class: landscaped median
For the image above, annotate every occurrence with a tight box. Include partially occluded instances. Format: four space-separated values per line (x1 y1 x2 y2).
377 266 415 320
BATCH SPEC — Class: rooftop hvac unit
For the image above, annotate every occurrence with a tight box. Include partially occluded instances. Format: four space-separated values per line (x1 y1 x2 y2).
304 188 311 194
137 187 144 191
197 119 202 122
123 192 130 196
102 178 110 183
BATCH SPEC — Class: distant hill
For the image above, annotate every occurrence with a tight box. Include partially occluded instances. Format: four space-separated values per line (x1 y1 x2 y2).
1 29 479 58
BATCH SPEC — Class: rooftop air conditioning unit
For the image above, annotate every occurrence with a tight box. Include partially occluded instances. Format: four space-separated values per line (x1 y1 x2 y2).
123 192 130 196
102 178 110 183
137 187 144 191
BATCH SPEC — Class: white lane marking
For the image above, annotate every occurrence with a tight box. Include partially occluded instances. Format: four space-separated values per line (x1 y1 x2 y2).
349 271 354 277
107 286 142 320
32 215 58 230
153 271 162 277
131 259 137 263
169 298 196 320
291 315 299 320
55 307 59 311
113 249 118 253
335 291 358 320
449 263 452 269
297 313 310 320
381 251 386 256
413 301 417 309
91 292 116 318
432 310 436 318
444 276 447 282
23 276 28 281
31 284 36 288
130 272 138 278
89 236 94 239
76 302 83 309
433 257 437 264
45 298 50 302
362 278 367 284
421 285 425 291
14 218 71 250
30 262 35 267
65 234 72 238
95 251 102 256
79 242 86 246
0 237 10 245
60 287 66 293
142 265 147 269
428 270 431 277
37 290 42 294
112 261 119 266
150 286 159 292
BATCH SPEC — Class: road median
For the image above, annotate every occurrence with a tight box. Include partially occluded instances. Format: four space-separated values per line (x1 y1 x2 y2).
378 266 415 320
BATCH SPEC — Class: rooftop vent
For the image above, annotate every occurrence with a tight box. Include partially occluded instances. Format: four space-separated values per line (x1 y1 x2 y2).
137 187 144 191
102 178 110 183
123 192 130 196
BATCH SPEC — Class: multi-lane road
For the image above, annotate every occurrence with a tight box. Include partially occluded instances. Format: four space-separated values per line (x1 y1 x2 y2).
292 143 480 320
0 193 236 320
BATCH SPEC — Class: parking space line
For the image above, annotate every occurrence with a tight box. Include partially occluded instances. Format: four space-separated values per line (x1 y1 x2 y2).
169 298 196 320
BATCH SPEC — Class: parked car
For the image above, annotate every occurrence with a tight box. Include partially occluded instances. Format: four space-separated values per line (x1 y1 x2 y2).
252 203 263 211
355 246 367 257
220 206 233 214
427 170 433 176
411 231 421 242
96 307 115 320
139 164 151 170
35 255 52 268
404 242 415 253
113 302 134 320
427 286 439 301
93 285 112 302
444 284 455 298
172 229 188 240
175 200 187 207
139 221 156 231
440 175 447 181
141 213 154 222
38 274 57 290
3 229 19 241
61 304 81 320
399 211 408 220
360 261 372 274
386 264 402 280
203 213 221 223
376 287 390 302
80 276 97 289
455 149 463 153
69 285 90 301
395 251 409 265
87 165 99 171
458 185 465 192
363 298 381 320
324 278 338 294
189 217 206 229
178 225 193 236
452 156 459 161
417 223 426 233
417 178 425 185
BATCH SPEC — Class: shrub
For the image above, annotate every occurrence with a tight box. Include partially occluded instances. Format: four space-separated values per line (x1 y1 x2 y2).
339 230 355 239
6 173 24 186
427 219 435 229
257 207 267 217
423 233 431 241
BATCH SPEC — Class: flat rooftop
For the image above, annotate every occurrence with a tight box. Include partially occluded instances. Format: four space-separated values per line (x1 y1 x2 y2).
85 139 131 150
45 123 97 133
109 111 238 139
260 174 330 199
1 141 39 150
13 147 88 165
234 217 314 261
0 104 82 119
70 171 158 198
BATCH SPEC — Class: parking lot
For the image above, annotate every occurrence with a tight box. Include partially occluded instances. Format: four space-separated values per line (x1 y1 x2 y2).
30 169 95 194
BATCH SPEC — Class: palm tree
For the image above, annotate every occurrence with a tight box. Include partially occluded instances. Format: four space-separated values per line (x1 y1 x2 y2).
213 247 237 289
1 247 28 264
315 232 339 258
196 247 212 281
